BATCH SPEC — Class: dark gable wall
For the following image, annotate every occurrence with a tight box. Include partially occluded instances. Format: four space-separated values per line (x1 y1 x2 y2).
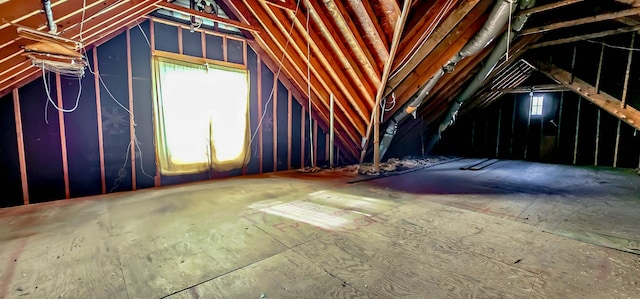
437 33 640 169
0 18 333 208
437 92 640 169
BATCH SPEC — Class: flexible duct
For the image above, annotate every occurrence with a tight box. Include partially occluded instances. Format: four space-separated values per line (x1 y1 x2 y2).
438 0 535 134
379 0 522 158
42 0 57 34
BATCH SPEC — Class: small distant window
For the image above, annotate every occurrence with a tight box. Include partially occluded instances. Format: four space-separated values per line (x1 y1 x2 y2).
531 95 543 116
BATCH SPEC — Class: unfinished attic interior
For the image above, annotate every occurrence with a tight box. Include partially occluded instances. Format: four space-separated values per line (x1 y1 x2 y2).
1 0 640 297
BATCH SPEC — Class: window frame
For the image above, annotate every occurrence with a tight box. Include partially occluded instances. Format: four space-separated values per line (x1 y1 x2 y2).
531 95 544 116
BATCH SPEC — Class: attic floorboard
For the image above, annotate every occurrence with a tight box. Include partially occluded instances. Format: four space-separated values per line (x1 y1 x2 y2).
0 159 639 298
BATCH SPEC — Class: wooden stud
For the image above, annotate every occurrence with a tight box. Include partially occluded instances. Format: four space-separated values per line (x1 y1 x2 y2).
273 76 278 172
287 89 292 170
223 36 228 62
243 40 248 66
595 110 601 166
573 97 582 165
614 119 621 167
528 25 640 49
301 107 306 168
55 73 70 199
201 31 207 59
313 119 318 167
258 55 263 173
126 29 137 191
12 88 29 205
178 25 183 54
521 7 640 35
93 48 107 193
621 33 635 108
595 43 605 93
260 0 297 11
537 62 640 131
151 20 161 187
518 0 584 16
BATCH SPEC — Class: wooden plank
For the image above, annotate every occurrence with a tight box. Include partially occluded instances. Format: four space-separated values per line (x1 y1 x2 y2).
518 0 584 16
55 73 70 199
93 48 107 194
388 0 483 95
528 25 640 49
301 107 306 167
313 119 318 167
321 0 381 87
537 62 640 130
360 0 412 166
521 7 640 35
258 55 264 174
240 1 362 152
12 88 28 205
266 5 370 126
156 1 261 33
167 250 366 298
249 1 367 136
260 0 297 11
126 29 136 191
287 89 292 170
273 77 278 172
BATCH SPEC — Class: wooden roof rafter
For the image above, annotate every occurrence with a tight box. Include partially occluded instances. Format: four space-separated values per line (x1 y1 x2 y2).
221 0 361 157
0 0 162 95
242 0 365 140
254 1 369 130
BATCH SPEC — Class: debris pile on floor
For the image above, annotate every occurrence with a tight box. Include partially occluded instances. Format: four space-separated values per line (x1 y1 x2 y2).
356 156 445 175
298 156 447 174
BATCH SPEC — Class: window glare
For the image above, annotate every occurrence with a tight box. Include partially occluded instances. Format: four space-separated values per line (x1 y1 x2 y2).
531 95 543 116
157 59 249 168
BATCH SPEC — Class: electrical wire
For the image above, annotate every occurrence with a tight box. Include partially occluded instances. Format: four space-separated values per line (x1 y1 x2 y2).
585 38 640 52
42 66 83 124
245 0 302 166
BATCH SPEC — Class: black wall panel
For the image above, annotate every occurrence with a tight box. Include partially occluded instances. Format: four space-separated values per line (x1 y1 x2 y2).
98 33 133 192
62 52 102 198
20 77 65 203
205 35 224 61
154 22 179 53
131 20 156 189
261 63 274 173
0 94 23 208
227 39 244 64
276 81 288 171
291 99 302 169
182 29 203 57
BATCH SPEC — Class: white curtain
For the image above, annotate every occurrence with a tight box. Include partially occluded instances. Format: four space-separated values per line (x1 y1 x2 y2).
153 56 250 175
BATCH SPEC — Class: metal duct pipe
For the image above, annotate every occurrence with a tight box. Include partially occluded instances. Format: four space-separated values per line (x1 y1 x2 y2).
42 0 57 34
378 0 522 159
438 0 535 134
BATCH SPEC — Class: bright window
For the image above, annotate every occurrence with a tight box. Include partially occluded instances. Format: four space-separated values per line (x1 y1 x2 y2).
153 56 250 175
531 95 543 116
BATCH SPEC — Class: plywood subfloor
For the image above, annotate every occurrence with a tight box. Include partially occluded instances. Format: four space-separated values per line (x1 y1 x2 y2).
0 159 639 298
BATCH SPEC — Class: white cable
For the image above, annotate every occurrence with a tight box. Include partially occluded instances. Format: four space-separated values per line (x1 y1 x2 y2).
136 20 151 48
586 38 640 52
245 0 302 163
42 66 83 124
